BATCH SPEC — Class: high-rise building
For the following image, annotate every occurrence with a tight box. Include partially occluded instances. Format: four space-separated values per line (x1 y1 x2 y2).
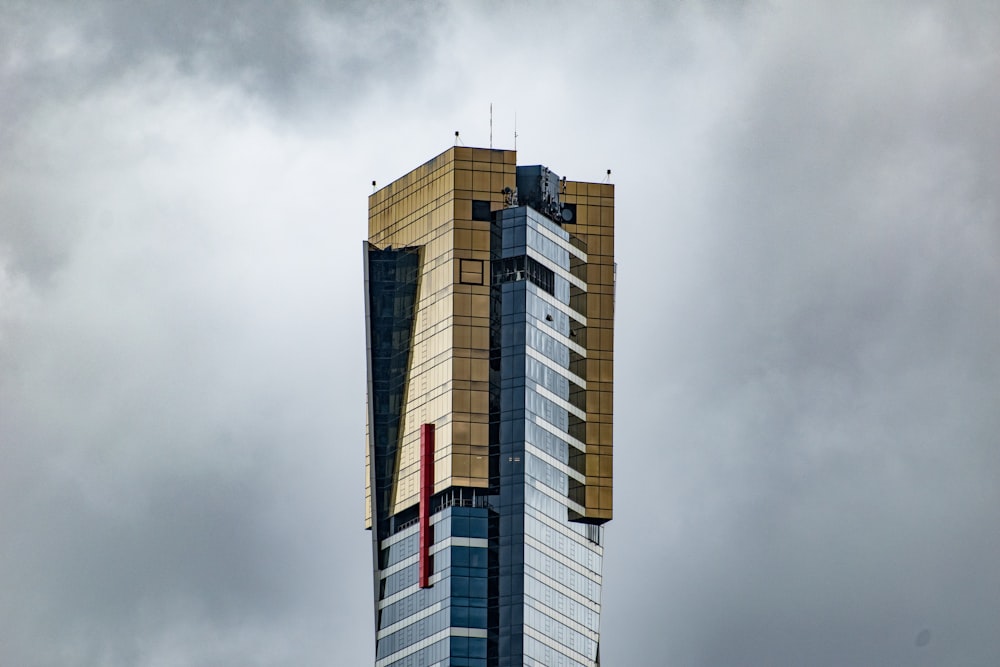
363 147 614 666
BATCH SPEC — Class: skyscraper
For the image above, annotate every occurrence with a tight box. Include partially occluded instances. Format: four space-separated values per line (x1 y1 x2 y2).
363 147 614 666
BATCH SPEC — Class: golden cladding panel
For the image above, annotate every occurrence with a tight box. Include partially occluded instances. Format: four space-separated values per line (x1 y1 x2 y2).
369 152 611 521
563 180 615 520
368 147 512 518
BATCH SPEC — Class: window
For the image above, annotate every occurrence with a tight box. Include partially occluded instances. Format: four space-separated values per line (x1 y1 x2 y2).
472 199 492 221
460 259 484 285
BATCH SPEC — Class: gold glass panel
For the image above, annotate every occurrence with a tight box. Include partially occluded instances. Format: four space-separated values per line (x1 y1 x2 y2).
370 152 613 520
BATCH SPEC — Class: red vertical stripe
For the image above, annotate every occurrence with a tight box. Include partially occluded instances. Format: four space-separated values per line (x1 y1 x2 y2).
419 423 435 588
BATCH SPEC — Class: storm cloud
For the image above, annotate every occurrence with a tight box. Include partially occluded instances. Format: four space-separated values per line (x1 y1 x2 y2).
1 2 998 665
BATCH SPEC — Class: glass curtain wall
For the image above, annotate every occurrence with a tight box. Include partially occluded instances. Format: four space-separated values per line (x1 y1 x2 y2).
495 207 604 667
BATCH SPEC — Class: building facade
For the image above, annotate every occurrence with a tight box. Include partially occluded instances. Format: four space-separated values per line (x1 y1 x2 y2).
363 147 614 666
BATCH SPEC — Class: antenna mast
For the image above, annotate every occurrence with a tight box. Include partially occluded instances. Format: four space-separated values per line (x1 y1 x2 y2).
490 103 493 149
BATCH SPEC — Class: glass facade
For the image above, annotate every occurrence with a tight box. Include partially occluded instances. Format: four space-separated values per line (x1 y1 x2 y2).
374 506 491 666
364 148 613 666
494 207 604 667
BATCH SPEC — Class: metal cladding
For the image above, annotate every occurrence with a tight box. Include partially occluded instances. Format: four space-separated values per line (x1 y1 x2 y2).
363 146 615 666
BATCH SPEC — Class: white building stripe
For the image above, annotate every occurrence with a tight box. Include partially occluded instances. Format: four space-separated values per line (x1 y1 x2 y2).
379 553 418 578
526 508 603 559
525 442 586 485
525 561 602 611
376 601 444 639
527 246 587 291
531 284 587 329
526 345 586 388
525 533 602 584
380 536 488 579
524 624 597 666
532 217 588 261
374 627 488 667
524 594 599 640
377 570 444 609
533 383 587 421
527 476 587 517
532 413 587 453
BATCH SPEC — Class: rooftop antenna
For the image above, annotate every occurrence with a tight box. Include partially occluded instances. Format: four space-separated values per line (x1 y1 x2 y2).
372 180 377 192
489 103 493 149
604 169 612 183
455 130 462 146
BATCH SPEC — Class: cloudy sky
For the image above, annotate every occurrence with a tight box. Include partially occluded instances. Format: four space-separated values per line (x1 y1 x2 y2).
2 1 998 665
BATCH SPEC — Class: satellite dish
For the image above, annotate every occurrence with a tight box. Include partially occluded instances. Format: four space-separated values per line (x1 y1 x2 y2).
561 207 574 222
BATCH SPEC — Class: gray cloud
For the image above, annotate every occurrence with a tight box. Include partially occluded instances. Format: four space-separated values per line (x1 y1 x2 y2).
1 1 998 665
1 0 443 285
607 3 1000 665
2 1 439 103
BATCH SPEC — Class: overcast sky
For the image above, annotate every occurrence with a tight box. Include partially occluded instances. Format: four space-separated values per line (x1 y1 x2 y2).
2 1 999 665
